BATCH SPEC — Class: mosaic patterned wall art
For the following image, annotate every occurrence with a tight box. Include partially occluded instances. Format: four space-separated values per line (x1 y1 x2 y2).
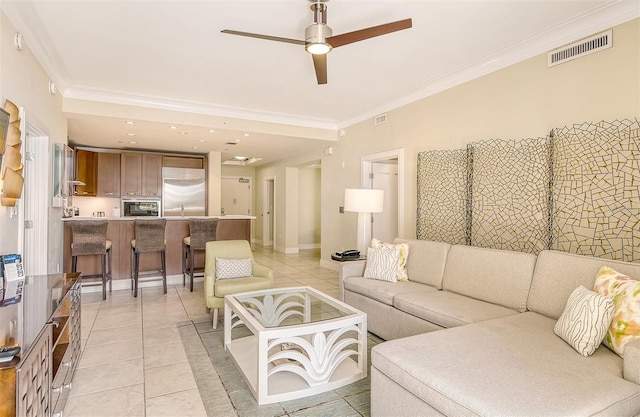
416 149 469 244
469 137 552 254
551 119 640 262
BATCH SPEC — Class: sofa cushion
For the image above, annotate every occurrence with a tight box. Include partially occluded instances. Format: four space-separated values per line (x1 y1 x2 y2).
394 239 450 288
393 290 519 328
594 266 640 357
372 238 409 281
441 245 536 312
372 312 640 416
554 286 614 357
528 250 640 320
343 277 437 306
364 247 400 283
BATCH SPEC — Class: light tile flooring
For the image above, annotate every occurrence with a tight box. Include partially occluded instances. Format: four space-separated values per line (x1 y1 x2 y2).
65 245 343 417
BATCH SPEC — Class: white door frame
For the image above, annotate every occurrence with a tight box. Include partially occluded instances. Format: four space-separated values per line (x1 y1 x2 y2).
262 177 276 246
23 121 49 276
361 148 405 238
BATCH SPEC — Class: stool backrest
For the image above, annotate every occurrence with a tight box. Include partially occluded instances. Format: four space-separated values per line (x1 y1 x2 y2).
134 219 167 253
189 218 218 249
70 220 109 255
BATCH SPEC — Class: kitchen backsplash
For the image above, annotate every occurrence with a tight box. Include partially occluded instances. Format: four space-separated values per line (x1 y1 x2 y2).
72 197 121 217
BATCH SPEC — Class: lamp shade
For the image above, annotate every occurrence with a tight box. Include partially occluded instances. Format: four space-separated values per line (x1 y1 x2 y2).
344 188 384 213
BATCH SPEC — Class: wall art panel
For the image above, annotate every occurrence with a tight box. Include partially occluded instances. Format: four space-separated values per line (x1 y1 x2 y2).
551 119 640 262
416 149 468 244
470 138 552 254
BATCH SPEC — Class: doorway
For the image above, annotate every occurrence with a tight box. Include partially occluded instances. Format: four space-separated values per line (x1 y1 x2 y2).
23 127 49 276
262 178 275 246
362 148 404 242
221 176 252 215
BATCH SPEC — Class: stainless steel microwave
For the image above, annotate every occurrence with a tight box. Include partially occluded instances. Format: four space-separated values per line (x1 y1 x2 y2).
122 199 161 217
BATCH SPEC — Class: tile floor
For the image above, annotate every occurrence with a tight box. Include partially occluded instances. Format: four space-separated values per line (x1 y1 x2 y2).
64 245 350 417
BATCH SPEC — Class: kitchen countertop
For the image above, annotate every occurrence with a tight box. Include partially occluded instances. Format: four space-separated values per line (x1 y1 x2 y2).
62 215 256 221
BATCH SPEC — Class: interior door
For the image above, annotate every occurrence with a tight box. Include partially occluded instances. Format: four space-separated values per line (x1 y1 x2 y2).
263 178 274 246
221 177 252 215
371 161 398 243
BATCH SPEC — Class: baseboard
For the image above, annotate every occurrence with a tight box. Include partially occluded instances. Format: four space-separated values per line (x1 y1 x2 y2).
298 243 320 250
80 274 192 294
320 259 339 271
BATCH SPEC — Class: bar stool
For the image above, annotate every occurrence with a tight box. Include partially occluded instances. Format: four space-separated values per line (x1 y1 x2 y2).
70 220 112 300
182 218 218 292
130 219 167 297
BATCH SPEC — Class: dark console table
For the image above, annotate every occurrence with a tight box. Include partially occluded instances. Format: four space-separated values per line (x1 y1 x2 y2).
0 272 81 417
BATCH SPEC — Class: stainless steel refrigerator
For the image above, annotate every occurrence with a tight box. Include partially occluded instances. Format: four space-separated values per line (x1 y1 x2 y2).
162 167 206 216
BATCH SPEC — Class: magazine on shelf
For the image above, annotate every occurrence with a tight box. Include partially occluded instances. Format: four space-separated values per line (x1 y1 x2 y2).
0 254 25 306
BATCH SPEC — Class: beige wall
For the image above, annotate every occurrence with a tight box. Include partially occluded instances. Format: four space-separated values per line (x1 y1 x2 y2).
0 11 68 345
298 167 321 248
255 19 639 262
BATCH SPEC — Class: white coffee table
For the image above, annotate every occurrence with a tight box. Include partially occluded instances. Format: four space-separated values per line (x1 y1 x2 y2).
224 286 367 405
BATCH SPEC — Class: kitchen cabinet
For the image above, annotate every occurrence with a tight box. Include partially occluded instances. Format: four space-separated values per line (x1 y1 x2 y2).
120 152 162 197
163 155 204 169
142 153 162 196
97 152 121 197
75 149 97 196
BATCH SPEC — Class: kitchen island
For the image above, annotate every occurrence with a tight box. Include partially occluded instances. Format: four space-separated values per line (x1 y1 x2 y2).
62 216 254 282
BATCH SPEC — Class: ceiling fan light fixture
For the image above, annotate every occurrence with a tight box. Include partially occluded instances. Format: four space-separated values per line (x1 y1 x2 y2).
305 23 332 55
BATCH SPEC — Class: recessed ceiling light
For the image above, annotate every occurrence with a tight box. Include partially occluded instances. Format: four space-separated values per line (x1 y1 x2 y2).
199 140 208 143
125 120 135 125
127 132 136 136
243 133 250 137
169 125 177 129
208 129 215 133
235 139 241 142
192 146 199 150
232 156 249 161
129 141 137 144
178 131 188 135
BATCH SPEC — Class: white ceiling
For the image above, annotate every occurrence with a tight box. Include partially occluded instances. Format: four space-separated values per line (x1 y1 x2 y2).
2 1 638 165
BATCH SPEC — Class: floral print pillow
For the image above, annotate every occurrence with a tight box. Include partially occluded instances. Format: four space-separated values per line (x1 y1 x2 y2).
593 266 640 357
371 238 409 281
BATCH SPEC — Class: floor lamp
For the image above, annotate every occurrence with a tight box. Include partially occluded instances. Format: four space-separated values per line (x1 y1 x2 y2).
344 188 384 254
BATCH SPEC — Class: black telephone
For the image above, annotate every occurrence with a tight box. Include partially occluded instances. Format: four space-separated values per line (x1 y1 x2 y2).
332 249 361 260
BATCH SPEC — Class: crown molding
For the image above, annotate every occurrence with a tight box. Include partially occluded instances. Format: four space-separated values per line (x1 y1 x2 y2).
64 86 338 131
1 1 73 91
337 1 640 129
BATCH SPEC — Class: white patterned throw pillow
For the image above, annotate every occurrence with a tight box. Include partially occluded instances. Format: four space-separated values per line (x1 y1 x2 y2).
554 286 614 357
364 247 400 283
371 238 410 281
216 258 253 280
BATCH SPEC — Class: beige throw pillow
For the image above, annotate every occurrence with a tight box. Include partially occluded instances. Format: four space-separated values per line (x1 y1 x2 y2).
554 286 614 357
371 238 409 281
594 266 640 357
215 258 252 279
364 247 400 283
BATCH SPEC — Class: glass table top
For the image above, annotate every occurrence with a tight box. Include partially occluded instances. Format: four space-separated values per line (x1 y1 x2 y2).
229 286 360 329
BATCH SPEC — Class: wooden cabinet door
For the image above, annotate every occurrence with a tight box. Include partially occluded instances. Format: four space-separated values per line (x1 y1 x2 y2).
97 153 121 197
142 153 163 196
75 149 97 196
120 152 142 196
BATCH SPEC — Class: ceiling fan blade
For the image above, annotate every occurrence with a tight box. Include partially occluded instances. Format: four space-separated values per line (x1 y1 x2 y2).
312 54 327 85
327 18 412 48
221 29 305 46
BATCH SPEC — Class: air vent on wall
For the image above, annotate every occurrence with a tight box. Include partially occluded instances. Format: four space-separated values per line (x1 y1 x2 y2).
374 114 387 126
548 29 612 67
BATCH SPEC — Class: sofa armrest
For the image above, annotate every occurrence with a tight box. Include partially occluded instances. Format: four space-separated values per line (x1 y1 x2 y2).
339 260 367 302
623 338 640 385
252 262 274 281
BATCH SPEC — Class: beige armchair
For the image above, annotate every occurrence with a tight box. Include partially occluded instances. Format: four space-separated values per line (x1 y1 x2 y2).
204 240 274 328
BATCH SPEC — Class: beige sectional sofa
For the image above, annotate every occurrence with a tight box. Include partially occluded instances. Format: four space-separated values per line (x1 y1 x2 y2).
339 239 640 416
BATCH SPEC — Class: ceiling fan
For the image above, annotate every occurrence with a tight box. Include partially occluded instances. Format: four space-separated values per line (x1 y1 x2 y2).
221 0 412 85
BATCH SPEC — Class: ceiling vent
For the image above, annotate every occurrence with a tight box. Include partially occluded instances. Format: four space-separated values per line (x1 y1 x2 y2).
374 114 387 126
548 29 612 67
225 141 238 145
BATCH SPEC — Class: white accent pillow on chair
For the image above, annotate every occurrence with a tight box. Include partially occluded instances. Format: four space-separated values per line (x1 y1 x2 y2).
215 258 253 279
